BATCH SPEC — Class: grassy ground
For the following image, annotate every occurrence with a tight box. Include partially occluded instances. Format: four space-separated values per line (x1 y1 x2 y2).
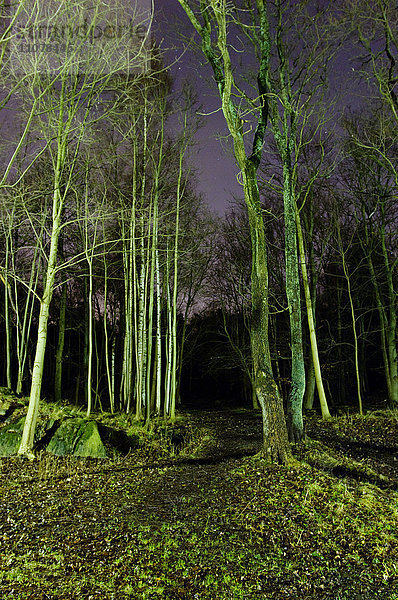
0 408 397 599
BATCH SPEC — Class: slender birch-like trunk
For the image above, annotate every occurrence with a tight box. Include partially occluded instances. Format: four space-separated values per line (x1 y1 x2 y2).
302 203 318 411
155 244 162 415
54 279 67 404
153 112 165 417
164 244 173 418
169 117 186 422
135 100 149 419
145 196 156 425
103 242 114 413
86 261 94 417
4 237 12 389
296 208 331 420
18 132 66 457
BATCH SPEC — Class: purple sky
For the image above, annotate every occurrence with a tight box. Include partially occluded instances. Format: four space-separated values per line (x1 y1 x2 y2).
154 1 364 213
154 0 242 213
1 1 361 214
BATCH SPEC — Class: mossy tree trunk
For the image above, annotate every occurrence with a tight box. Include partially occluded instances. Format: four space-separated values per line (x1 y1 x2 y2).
260 0 333 434
282 163 305 441
177 0 292 463
245 162 291 462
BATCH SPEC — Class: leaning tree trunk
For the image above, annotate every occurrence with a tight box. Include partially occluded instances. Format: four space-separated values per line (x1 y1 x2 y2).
296 206 331 420
18 190 63 458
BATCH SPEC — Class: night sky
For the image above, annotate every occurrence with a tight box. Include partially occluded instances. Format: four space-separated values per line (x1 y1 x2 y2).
154 0 363 213
0 1 363 213
155 0 243 213
1 0 241 210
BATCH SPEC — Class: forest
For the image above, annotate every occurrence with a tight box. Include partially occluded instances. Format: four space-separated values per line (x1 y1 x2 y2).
0 1 397 599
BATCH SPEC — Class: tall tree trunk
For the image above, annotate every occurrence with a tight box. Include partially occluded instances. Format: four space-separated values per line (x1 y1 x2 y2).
4 238 12 389
18 192 63 458
54 280 67 404
169 122 185 423
245 163 292 463
302 201 318 412
155 245 162 415
177 0 292 463
83 277 90 409
283 166 306 441
86 264 94 417
18 90 68 456
103 254 114 413
164 244 173 418
296 208 331 420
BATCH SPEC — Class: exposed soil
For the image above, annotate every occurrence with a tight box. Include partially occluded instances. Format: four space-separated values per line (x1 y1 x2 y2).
0 409 397 599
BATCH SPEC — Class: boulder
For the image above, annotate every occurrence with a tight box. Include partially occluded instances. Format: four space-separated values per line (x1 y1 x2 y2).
0 417 26 456
0 388 24 422
0 415 58 456
47 418 107 458
0 400 11 417
0 411 133 458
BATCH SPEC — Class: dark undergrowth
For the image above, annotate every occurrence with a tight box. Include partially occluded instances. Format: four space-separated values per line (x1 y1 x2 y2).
0 408 397 599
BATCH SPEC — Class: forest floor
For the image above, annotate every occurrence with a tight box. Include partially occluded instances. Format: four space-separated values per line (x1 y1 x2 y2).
0 408 398 599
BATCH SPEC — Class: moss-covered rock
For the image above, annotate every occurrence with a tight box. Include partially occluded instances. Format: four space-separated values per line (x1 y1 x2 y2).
0 415 58 456
73 420 107 458
47 418 107 458
0 404 139 458
0 388 24 422
0 400 11 417
0 417 26 456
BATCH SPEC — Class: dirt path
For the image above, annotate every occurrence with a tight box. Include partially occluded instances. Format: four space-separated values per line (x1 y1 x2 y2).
130 409 398 525
182 409 263 460
130 410 264 524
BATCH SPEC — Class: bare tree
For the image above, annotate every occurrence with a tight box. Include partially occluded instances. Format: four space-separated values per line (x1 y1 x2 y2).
177 0 293 462
13 0 151 457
